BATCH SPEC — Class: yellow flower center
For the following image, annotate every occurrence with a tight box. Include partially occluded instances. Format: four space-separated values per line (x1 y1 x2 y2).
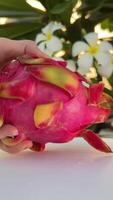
88 45 99 55
46 31 52 41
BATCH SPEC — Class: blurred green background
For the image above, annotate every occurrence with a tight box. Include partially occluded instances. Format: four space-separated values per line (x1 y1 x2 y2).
0 0 113 40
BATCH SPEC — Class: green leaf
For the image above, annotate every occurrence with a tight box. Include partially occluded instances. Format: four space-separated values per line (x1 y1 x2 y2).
101 18 113 31
0 23 41 39
39 0 78 25
15 29 40 40
84 0 106 7
50 2 71 14
39 0 62 10
0 10 41 17
0 1 45 39
0 0 37 11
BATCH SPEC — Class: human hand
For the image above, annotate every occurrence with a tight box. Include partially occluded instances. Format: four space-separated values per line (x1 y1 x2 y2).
0 37 48 153
0 37 48 67
0 124 32 153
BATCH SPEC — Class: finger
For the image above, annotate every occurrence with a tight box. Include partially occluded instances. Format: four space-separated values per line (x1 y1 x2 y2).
0 124 18 139
0 38 49 67
15 39 49 58
0 139 32 154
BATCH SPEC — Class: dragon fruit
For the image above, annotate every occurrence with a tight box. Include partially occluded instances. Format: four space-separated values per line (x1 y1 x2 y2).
0 57 112 154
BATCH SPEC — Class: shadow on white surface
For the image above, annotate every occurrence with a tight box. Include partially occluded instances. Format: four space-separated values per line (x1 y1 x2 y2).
0 138 113 200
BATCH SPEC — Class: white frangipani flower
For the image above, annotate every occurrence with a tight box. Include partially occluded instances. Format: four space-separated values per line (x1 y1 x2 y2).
98 53 113 78
53 57 76 72
36 21 64 56
66 59 76 72
72 32 113 74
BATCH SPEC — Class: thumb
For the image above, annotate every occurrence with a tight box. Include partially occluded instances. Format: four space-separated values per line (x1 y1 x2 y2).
0 38 49 67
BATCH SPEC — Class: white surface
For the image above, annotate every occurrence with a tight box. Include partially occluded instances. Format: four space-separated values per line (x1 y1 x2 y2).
0 138 113 200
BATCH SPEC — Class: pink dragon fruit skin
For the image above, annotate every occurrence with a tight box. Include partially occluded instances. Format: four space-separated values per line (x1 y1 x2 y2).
0 57 112 153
